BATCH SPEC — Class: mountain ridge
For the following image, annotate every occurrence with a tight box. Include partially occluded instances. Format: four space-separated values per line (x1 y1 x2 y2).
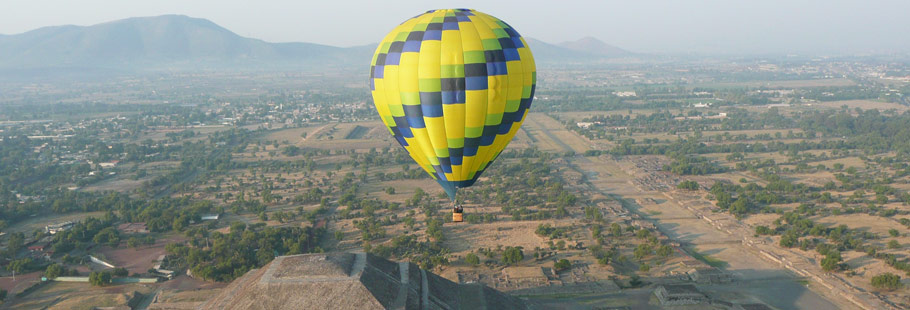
0 15 629 72
559 36 629 57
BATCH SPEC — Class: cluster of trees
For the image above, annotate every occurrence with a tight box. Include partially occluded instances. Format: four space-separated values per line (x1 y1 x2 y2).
46 215 119 256
2 191 222 264
710 183 777 216
533 90 627 113
37 195 217 258
663 155 726 175
166 223 324 282
368 233 449 270
817 243 846 272
535 224 569 239
756 208 890 273
588 244 620 266
869 251 910 277
460 155 577 222
465 253 480 266
599 108 910 174
800 86 880 102
0 232 24 260
677 180 700 190
44 263 77 279
553 259 571 272
89 271 112 286
502 247 524 265
871 272 903 290
6 257 37 274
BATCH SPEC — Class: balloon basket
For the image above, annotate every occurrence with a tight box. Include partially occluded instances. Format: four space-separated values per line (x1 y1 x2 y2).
452 206 464 223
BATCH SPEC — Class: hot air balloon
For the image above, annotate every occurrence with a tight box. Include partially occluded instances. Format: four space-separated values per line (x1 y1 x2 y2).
369 9 536 222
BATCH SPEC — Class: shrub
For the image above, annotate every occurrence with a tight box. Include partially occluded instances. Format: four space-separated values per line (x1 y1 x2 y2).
677 180 700 190
502 247 524 265
553 259 571 272
44 264 65 279
465 253 480 266
112 267 129 277
89 271 112 286
871 273 903 291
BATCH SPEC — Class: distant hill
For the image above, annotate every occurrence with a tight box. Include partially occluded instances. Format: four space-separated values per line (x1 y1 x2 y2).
0 15 374 71
559 36 629 57
0 15 630 73
524 37 631 64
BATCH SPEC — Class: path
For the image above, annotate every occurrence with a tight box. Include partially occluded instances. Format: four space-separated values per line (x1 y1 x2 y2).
572 155 844 309
522 112 855 309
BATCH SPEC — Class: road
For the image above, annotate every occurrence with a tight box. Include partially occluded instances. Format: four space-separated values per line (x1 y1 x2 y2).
524 113 861 309
570 155 846 310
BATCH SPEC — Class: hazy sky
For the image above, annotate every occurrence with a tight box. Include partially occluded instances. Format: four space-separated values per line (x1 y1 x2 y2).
2 0 909 55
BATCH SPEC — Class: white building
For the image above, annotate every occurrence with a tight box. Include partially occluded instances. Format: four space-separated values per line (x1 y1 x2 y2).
46 221 74 234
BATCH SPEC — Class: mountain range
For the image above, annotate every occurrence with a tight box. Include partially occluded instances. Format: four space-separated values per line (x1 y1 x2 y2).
0 15 630 72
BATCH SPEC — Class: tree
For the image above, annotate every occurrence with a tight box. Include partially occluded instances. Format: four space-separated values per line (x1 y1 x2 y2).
502 247 524 265
89 271 112 286
780 230 798 248
6 233 24 254
281 145 300 156
887 240 901 249
633 244 652 261
677 180 700 190
7 258 33 274
167 225 322 282
656 245 673 257
871 273 903 291
92 227 120 247
553 259 571 272
127 237 141 248
610 223 623 237
889 229 900 237
465 253 480 266
426 218 444 242
820 251 843 272
729 198 753 215
635 228 651 239
112 267 129 277
45 263 65 279
0 289 6 302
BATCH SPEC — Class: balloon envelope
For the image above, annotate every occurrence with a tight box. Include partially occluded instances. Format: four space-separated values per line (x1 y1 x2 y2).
369 9 536 200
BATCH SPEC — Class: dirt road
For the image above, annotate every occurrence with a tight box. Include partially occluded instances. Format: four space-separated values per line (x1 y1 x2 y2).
523 113 859 309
